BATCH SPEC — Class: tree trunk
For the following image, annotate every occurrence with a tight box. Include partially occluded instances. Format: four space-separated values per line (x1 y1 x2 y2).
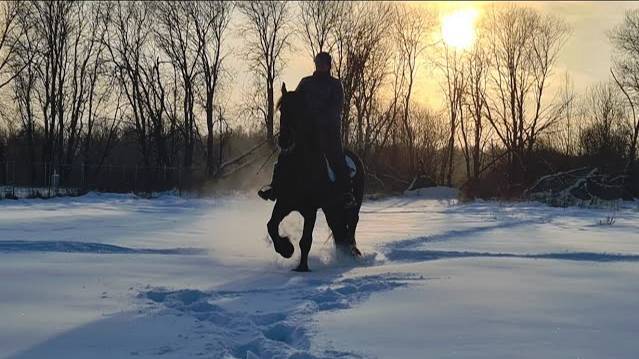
266 77 274 142
206 93 215 176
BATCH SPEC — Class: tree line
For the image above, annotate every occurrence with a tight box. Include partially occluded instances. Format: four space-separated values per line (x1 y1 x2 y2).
0 1 637 197
0 1 235 191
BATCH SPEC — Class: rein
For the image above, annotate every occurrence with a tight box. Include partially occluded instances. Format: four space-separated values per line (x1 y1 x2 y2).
255 130 297 176
279 142 296 155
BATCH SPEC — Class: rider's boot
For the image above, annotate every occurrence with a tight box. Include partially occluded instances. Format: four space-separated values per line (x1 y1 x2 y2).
258 161 282 201
258 184 277 201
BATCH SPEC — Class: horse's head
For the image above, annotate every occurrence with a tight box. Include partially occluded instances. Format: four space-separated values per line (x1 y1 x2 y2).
277 83 305 150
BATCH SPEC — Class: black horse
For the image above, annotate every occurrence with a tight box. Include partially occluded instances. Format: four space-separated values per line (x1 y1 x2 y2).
266 83 365 272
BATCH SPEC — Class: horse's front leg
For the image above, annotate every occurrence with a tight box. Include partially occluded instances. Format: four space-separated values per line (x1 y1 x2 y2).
268 200 294 258
294 208 317 272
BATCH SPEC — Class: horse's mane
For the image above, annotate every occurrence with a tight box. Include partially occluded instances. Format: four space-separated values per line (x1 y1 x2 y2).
276 96 284 111
277 90 318 152
276 90 299 111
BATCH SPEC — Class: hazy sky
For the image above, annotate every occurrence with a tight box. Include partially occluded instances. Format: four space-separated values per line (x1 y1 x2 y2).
534 2 637 90
226 1 639 122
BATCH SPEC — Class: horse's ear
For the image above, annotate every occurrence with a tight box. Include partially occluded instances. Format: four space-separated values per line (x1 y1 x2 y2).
281 82 287 94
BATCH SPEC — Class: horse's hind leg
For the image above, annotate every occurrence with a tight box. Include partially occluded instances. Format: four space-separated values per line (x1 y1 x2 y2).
346 208 362 256
323 205 348 252
268 201 294 258
324 204 361 257
294 209 317 272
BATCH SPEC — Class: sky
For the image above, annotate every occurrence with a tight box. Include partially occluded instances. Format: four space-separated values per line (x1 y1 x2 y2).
224 1 639 124
534 2 637 92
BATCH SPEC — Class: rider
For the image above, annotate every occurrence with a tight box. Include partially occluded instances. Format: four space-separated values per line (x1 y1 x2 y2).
258 52 356 208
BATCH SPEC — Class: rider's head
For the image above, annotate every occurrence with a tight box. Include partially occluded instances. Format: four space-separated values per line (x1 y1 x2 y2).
314 52 332 73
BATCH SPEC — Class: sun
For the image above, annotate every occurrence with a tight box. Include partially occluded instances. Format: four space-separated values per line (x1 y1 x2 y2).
441 9 479 50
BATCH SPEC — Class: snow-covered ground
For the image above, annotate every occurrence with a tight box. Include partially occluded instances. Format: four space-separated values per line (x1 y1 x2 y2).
1 191 639 358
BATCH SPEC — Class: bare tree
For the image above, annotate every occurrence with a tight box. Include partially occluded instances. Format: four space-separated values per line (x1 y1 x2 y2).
412 105 446 179
11 1 40 182
331 2 394 151
298 0 343 58
238 1 291 142
439 44 465 186
214 104 231 169
545 72 579 157
580 82 629 167
0 1 31 90
459 38 491 183
138 57 169 168
154 1 203 172
63 2 110 176
392 4 435 174
87 92 122 180
103 1 155 168
30 0 79 172
8 1 116 185
378 47 405 154
190 1 233 176
483 6 570 184
610 9 639 170
80 4 115 175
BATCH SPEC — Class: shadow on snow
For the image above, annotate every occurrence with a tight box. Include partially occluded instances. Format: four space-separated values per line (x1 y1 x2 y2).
10 267 429 359
0 240 205 255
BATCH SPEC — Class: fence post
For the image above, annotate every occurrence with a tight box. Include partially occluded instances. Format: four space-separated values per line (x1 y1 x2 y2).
52 169 60 196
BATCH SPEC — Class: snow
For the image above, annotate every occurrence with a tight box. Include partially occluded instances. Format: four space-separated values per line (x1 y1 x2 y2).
1 191 639 358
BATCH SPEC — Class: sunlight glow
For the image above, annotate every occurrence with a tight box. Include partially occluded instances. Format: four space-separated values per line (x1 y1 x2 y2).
441 9 479 50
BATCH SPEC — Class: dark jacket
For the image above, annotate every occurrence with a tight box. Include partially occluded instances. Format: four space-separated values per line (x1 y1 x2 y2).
296 71 344 128
295 71 350 191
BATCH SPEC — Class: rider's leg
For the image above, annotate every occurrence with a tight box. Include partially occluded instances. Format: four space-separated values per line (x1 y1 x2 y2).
258 157 283 201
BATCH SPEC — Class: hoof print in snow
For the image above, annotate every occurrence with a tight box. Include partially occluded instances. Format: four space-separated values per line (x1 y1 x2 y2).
138 272 422 358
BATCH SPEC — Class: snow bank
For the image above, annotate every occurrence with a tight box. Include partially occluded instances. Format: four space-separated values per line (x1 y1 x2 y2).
403 185 459 200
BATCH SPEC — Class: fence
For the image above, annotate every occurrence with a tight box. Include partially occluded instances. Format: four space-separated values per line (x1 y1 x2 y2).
0 161 210 199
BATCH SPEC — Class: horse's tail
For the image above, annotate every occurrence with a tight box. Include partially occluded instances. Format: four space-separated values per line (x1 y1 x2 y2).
344 149 365 249
345 149 365 206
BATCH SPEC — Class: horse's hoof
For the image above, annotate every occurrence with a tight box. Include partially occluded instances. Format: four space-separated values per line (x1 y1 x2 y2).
274 238 294 258
293 265 310 272
351 245 362 257
337 244 361 258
